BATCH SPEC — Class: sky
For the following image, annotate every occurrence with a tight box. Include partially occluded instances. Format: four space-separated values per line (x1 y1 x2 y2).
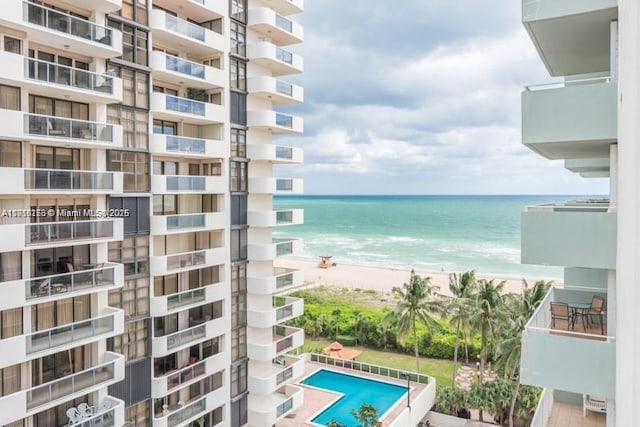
272 0 610 195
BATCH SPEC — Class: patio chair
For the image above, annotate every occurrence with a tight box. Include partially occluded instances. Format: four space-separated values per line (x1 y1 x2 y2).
550 302 573 330
587 296 606 335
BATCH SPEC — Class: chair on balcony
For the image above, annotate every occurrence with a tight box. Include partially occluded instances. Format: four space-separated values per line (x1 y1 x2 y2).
550 302 573 330
587 296 606 335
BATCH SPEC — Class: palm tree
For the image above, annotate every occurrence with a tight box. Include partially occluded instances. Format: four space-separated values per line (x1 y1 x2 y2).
497 280 551 427
352 309 364 346
383 270 441 371
331 309 342 339
443 270 477 386
351 403 381 427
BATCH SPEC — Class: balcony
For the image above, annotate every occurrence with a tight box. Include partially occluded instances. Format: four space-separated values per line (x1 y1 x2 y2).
150 92 226 125
247 326 304 362
248 296 304 327
0 351 125 425
248 268 304 295
248 111 303 134
247 41 303 76
150 51 225 90
259 0 304 16
152 0 225 21
150 9 227 56
520 286 614 398
152 352 224 398
248 384 304 426
152 316 226 356
63 396 126 427
249 356 304 395
149 134 227 159
0 1 122 59
248 209 304 227
150 281 226 317
522 0 618 76
247 76 304 105
249 177 304 194
522 202 616 269
150 174 226 194
247 144 303 164
522 78 617 160
150 212 226 235
564 158 610 177
248 8 304 45
0 167 123 195
149 247 226 276
248 238 303 261
153 389 226 427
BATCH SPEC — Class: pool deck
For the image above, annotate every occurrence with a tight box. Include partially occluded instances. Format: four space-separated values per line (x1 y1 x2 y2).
276 361 428 426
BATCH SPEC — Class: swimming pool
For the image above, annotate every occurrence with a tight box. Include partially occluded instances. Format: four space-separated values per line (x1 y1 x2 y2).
302 369 407 426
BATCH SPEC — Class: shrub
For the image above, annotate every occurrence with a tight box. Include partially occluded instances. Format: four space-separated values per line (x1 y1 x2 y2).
336 335 356 346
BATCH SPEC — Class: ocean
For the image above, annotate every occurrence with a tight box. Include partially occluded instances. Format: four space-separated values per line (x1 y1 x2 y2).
272 195 597 279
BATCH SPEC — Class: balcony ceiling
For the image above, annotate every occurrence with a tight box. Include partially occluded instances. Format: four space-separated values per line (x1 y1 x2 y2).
523 1 617 76
565 157 610 177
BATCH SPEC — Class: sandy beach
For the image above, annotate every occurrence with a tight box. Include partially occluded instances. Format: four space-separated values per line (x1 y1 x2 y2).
274 256 560 296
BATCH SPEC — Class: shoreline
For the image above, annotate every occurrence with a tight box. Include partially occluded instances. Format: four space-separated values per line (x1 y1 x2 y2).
274 256 561 296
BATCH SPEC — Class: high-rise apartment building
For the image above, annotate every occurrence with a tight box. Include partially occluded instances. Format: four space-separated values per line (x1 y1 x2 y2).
0 0 304 426
517 1 635 426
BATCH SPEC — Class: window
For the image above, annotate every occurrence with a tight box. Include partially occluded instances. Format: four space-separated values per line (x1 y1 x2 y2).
230 395 248 427
231 362 247 397
109 277 150 320
189 301 223 324
230 326 246 362
230 229 247 262
230 294 246 328
108 64 149 109
189 336 221 361
230 91 246 125
32 395 90 427
154 266 219 296
125 400 151 427
29 95 89 120
34 146 80 170
31 245 90 278
3 36 22 54
0 251 22 282
108 319 149 361
230 161 247 192
0 308 22 339
119 0 148 25
153 119 177 135
230 0 247 23
153 313 177 337
230 21 246 57
0 364 20 397
230 128 246 158
108 197 150 235
108 19 149 66
0 84 20 110
108 150 150 192
108 235 149 276
107 106 149 150
231 195 247 226
0 141 21 167
31 295 90 331
230 59 246 91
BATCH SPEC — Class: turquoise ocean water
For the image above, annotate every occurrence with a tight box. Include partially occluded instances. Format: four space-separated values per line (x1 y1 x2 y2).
273 195 598 278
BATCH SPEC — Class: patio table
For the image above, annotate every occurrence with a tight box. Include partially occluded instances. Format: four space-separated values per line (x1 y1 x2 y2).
568 302 592 331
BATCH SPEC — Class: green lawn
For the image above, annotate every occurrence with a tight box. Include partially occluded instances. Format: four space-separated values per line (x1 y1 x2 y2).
302 338 455 387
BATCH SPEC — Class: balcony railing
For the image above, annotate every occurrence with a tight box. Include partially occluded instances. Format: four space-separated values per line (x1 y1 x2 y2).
166 360 206 391
166 324 206 350
275 146 293 160
68 398 119 427
275 367 294 385
276 398 293 417
167 288 206 310
166 214 206 230
275 80 293 97
25 57 115 94
275 210 294 224
166 250 206 271
26 264 118 300
165 55 205 79
274 239 294 256
27 312 115 353
165 95 206 116
166 176 206 191
276 47 293 64
166 135 206 154
26 113 114 143
26 220 114 245
276 272 294 289
167 397 207 425
25 169 114 191
275 113 293 128
276 178 293 191
27 357 116 409
275 15 293 32
165 13 205 41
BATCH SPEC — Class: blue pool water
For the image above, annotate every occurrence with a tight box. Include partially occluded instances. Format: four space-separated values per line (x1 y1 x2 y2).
302 369 407 426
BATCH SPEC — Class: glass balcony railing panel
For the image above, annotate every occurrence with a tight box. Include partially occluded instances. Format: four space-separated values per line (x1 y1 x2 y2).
167 288 206 310
25 58 115 94
275 210 293 224
25 169 114 191
276 367 293 385
25 114 114 143
166 250 207 270
26 265 117 300
26 361 115 410
276 273 294 289
26 220 114 245
274 240 294 256
23 1 113 45
166 176 206 191
276 398 293 417
276 305 294 321
167 397 207 425
27 313 115 353
165 13 205 41
166 360 207 391
275 146 293 160
275 80 293 97
276 179 293 191
165 135 206 154
166 214 206 230
276 337 293 353
165 95 206 116
165 55 205 79
276 48 293 64
275 113 293 128
166 324 206 350
275 15 293 32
